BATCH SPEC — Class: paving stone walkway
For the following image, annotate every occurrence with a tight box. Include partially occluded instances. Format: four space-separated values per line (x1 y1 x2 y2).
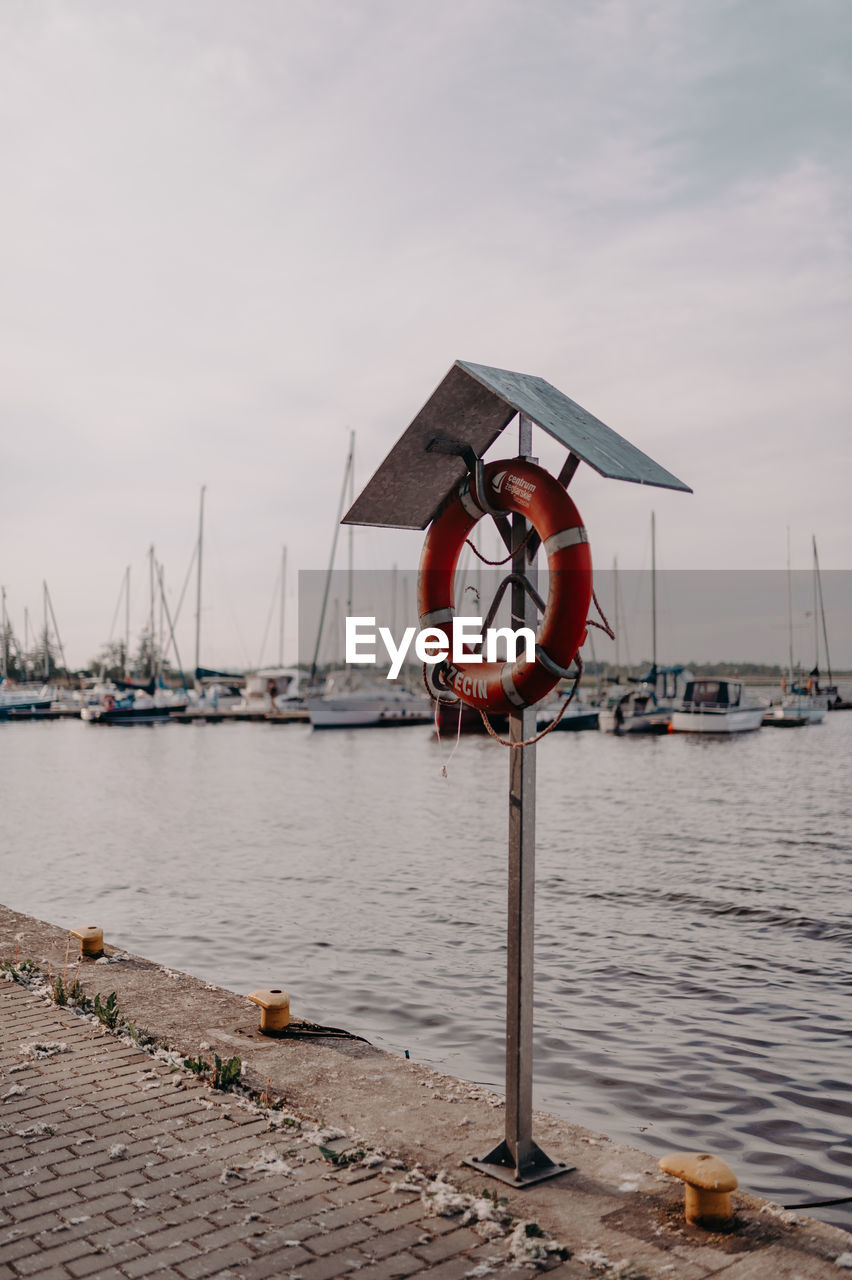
1 982 579 1280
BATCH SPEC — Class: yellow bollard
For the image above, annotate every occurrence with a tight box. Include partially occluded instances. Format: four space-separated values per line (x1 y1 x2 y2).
248 989 291 1034
69 926 104 958
658 1152 738 1228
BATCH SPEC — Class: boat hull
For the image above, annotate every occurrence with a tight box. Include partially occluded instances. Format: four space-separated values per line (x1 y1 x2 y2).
599 708 669 734
309 694 433 729
81 706 173 725
0 698 54 719
670 706 764 734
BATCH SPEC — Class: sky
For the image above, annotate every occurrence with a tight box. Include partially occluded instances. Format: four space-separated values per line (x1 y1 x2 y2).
2 0 851 672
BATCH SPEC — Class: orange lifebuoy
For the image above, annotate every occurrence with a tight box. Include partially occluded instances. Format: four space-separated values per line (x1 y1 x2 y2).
418 458 593 714
102 695 115 711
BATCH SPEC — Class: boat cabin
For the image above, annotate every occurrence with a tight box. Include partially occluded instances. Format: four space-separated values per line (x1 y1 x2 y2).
682 679 743 708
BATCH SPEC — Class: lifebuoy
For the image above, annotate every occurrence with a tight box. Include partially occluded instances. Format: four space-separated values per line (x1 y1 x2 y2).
418 458 593 714
102 695 115 711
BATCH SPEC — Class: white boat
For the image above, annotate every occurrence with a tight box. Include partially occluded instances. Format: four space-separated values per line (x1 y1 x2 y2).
600 519 691 735
598 682 670 734
598 665 693 734
309 684 433 729
763 682 827 726
0 679 54 718
763 532 830 728
670 679 764 734
235 667 305 714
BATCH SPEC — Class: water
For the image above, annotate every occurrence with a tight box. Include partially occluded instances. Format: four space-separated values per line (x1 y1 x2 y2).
1 712 851 1230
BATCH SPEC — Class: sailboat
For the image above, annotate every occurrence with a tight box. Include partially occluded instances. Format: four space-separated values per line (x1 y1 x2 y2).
0 585 63 718
763 532 827 727
598 515 691 733
307 433 432 730
82 550 183 724
811 536 850 710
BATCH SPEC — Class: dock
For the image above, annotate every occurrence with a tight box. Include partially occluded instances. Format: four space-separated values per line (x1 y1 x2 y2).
2 905 850 1278
171 708 309 724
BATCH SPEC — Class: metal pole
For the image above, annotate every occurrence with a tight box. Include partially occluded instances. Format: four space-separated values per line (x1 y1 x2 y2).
1 586 6 680
505 418 538 1172
466 415 568 1187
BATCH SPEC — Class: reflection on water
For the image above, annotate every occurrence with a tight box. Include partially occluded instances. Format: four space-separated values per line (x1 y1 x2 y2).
1 713 851 1229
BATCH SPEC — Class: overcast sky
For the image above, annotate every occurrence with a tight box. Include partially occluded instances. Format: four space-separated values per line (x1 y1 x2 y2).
2 0 850 671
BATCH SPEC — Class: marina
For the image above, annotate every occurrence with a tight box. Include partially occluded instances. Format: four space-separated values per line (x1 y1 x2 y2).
2 3 851 1273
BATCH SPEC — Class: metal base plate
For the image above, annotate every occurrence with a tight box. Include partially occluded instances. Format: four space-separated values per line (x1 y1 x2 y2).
464 1140 574 1188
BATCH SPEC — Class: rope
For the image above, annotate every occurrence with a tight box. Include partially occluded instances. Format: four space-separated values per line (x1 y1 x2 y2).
477 655 584 748
589 588 616 640
464 526 534 566
438 700 463 778
423 662 464 778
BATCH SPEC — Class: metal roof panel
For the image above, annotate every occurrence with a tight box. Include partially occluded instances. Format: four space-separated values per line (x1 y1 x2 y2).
343 360 690 530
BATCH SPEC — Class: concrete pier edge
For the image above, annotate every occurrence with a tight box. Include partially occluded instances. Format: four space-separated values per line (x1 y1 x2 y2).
2 904 850 1279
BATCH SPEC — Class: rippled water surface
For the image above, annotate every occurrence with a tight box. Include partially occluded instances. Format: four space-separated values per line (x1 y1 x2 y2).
2 712 851 1229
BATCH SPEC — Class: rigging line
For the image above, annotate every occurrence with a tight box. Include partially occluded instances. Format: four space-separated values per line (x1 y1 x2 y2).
256 562 281 670
208 525 253 670
44 583 69 676
172 541 198 631
106 572 126 645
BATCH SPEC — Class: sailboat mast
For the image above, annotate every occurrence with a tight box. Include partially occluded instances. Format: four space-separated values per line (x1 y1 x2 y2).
278 545 287 667
813 536 833 685
311 431 355 683
149 545 156 680
613 556 621 677
0 586 6 680
194 485 206 679
812 542 819 668
786 527 794 680
347 434 355 621
651 511 657 673
124 566 131 679
43 581 49 680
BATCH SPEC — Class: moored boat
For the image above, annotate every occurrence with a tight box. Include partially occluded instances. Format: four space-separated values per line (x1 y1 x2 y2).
80 682 174 725
0 680 54 719
309 684 432 729
537 693 599 732
598 682 670 734
763 680 827 727
670 678 764 734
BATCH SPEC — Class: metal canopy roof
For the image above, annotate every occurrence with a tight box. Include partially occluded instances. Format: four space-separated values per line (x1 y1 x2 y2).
343 359 691 530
